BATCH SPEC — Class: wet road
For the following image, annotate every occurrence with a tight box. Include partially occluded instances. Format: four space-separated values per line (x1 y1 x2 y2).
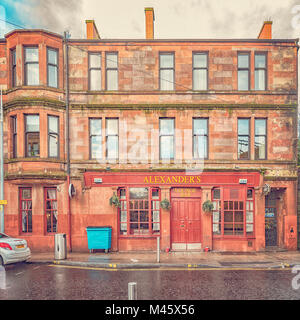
0 263 300 300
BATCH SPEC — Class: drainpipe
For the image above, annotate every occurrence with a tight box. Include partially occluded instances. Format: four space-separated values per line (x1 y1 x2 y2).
64 31 72 252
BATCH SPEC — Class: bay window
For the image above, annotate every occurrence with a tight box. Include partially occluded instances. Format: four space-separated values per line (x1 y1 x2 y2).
24 47 39 86
25 115 40 157
20 188 32 233
45 188 58 233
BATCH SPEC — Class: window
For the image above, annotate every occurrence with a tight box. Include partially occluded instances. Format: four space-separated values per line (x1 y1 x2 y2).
11 48 16 87
159 53 174 90
255 53 267 90
89 53 101 90
48 115 59 158
20 188 32 233
24 47 39 86
47 48 58 88
119 187 160 236
25 115 39 157
11 116 17 158
193 118 208 159
255 118 267 160
45 188 57 233
238 118 250 159
106 118 118 159
159 118 174 160
89 118 102 159
193 52 208 90
212 187 254 237
106 52 118 90
238 52 250 90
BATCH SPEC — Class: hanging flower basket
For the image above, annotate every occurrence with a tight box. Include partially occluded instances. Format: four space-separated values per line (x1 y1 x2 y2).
202 200 214 213
160 199 171 210
109 193 121 208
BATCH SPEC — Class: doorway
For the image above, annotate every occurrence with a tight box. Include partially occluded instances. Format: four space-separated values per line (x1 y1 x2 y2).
265 191 277 247
171 188 202 250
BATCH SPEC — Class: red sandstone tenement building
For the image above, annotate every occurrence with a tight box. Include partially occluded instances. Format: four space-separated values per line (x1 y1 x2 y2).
0 8 298 252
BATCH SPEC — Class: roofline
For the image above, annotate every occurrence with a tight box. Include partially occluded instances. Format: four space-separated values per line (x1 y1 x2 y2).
68 38 298 44
4 29 63 39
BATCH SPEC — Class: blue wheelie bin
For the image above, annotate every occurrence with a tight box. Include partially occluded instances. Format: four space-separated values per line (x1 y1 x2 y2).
86 226 112 253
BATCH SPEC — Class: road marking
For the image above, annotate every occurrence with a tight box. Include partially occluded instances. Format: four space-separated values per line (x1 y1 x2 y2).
48 264 292 272
15 272 24 275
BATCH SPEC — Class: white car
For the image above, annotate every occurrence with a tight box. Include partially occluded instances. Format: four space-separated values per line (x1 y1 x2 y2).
0 233 31 265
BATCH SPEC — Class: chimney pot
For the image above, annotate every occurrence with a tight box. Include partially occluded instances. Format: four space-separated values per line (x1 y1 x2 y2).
145 7 154 39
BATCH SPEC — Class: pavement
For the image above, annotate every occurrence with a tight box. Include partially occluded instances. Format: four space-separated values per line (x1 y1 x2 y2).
28 249 300 270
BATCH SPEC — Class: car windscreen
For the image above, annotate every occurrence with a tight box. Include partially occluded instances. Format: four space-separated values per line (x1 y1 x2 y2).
0 233 9 239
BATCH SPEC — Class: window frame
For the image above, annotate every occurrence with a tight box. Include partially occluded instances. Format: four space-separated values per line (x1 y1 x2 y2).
212 187 255 238
106 118 119 160
11 48 17 88
105 52 118 91
192 51 208 91
193 117 208 159
47 115 60 159
24 46 39 86
88 52 102 91
19 187 32 234
159 117 175 160
44 187 58 234
10 115 17 158
89 117 102 160
237 51 250 91
118 186 161 237
254 52 267 91
24 114 40 158
237 118 250 160
254 118 267 160
47 47 59 88
159 52 175 91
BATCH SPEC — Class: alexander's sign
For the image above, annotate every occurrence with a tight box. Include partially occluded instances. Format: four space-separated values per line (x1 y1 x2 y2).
144 175 201 184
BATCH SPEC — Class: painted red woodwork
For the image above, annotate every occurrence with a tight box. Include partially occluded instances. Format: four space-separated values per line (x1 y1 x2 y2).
171 197 202 244
84 171 261 188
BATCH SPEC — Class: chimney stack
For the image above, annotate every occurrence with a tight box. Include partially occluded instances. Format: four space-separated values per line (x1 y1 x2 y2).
145 7 155 39
86 20 101 39
258 21 272 39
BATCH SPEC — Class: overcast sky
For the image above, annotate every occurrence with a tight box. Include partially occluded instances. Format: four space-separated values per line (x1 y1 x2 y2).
1 0 300 39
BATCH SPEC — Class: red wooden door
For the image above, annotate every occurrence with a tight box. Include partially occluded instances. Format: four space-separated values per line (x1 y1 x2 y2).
171 195 202 249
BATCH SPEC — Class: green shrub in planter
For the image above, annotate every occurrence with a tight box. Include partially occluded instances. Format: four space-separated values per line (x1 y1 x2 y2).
160 199 171 210
109 193 121 208
202 200 214 213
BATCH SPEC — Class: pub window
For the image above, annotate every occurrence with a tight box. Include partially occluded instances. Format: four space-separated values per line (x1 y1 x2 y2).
11 115 17 158
238 118 250 159
48 115 59 158
45 188 57 233
25 114 40 157
106 52 118 90
255 118 267 160
159 118 174 160
89 118 102 160
20 187 32 233
238 52 250 90
106 118 118 159
47 48 58 88
212 187 254 237
193 118 208 159
11 48 16 87
159 52 174 90
24 47 39 86
193 52 208 90
255 53 267 90
119 187 160 236
89 52 101 90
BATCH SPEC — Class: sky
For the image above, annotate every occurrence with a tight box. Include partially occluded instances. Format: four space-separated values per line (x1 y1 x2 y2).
1 0 300 39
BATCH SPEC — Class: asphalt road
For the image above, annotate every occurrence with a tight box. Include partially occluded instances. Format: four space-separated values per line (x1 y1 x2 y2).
0 262 300 300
